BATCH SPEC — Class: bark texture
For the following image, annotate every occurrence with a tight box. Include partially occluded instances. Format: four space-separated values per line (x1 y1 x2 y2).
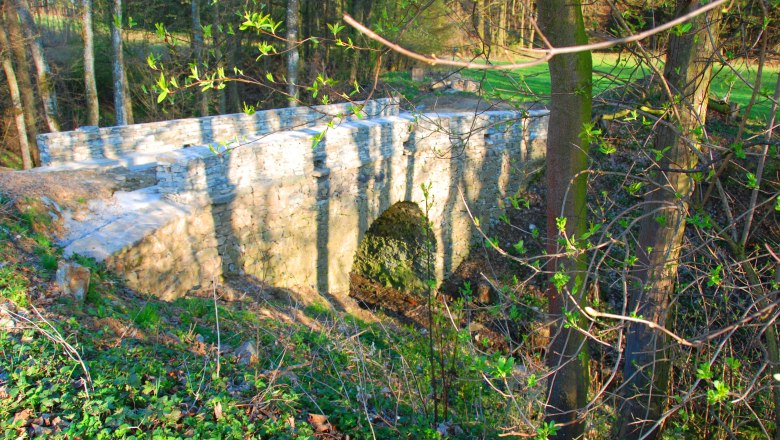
14 0 60 132
82 0 99 126
111 0 129 126
4 1 38 164
286 0 300 106
618 2 720 438
191 0 208 116
0 16 33 169
537 0 592 438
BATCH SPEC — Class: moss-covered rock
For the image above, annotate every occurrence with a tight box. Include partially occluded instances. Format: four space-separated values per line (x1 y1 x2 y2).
351 202 434 296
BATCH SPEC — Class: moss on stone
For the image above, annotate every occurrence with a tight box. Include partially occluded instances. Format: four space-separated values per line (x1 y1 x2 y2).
352 202 433 296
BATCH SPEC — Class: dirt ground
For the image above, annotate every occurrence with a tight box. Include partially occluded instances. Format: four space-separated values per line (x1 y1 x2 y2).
0 167 156 211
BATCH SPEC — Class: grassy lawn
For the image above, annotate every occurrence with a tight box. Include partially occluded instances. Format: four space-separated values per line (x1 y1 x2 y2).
384 53 779 122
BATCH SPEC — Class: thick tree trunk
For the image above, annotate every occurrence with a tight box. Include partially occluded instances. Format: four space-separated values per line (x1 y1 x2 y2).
286 0 299 106
537 1 592 438
111 0 129 126
0 19 33 169
4 2 39 164
14 0 60 132
191 0 208 116
617 2 720 438
82 0 99 126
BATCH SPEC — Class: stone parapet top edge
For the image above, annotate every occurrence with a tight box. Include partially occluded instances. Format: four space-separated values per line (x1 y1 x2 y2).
154 110 531 168
38 97 400 142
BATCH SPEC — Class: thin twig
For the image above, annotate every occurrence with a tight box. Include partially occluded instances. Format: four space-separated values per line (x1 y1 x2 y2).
583 306 697 347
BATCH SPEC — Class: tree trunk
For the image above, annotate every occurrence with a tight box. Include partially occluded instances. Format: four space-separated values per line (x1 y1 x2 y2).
191 0 208 116
82 0 99 126
227 32 242 113
4 1 39 164
14 0 60 132
286 0 299 106
617 2 720 438
348 0 363 84
497 0 507 48
212 0 226 114
537 1 592 438
475 0 485 46
111 0 129 126
0 18 33 169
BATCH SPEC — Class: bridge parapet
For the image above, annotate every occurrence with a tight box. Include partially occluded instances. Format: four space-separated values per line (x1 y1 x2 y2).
37 98 400 166
154 109 549 204
53 101 549 301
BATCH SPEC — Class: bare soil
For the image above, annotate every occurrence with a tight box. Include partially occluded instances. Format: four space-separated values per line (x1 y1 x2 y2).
0 167 156 211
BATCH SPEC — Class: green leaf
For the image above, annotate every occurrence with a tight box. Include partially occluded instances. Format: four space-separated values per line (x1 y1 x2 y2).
327 22 346 36
157 89 168 103
266 72 274 83
147 53 158 70
707 380 729 403
731 142 746 159
745 172 758 189
555 216 567 232
696 362 713 380
707 264 723 287
552 271 570 293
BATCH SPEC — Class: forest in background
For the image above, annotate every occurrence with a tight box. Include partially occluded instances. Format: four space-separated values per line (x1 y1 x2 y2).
0 0 776 168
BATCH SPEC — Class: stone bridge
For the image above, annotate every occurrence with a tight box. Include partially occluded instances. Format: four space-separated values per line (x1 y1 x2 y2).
38 98 548 301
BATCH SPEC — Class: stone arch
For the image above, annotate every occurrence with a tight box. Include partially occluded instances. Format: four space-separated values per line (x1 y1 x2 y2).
349 201 437 311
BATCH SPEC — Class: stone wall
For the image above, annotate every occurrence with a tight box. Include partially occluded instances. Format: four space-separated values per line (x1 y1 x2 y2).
95 109 549 299
37 98 400 166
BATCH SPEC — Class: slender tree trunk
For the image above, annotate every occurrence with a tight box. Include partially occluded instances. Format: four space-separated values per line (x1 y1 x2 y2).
122 61 133 124
4 1 39 164
537 0 592 438
191 0 208 116
348 0 361 83
617 3 720 439
227 32 241 113
111 0 129 125
14 0 60 132
82 0 99 126
0 19 33 169
212 0 226 114
475 0 485 46
286 0 299 106
497 0 507 48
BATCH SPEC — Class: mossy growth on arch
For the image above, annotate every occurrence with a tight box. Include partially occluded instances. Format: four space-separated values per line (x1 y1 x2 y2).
351 202 435 297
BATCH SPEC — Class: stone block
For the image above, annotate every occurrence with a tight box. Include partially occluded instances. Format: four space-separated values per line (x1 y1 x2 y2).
55 261 91 302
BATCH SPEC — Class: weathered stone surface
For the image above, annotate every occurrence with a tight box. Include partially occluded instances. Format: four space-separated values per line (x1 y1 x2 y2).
233 341 259 365
38 98 400 166
47 100 549 301
55 261 91 302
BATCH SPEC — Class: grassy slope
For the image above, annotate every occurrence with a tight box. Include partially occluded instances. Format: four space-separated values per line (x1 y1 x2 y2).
0 197 534 439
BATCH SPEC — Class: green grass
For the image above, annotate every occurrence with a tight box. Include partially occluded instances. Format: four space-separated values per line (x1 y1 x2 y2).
384 53 779 121
0 200 538 439
0 265 28 306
